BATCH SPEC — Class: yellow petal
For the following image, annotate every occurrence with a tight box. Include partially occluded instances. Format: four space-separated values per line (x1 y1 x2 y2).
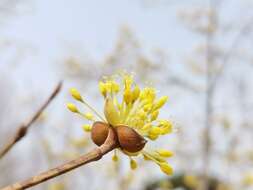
124 88 132 104
99 82 107 97
104 98 120 126
132 85 140 102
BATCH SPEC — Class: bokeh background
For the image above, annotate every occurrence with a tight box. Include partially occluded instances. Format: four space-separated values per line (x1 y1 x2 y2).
0 0 253 189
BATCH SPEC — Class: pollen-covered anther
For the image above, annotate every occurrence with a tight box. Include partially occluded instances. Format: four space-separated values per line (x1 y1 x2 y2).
99 82 107 97
70 88 83 102
91 121 110 146
130 158 138 170
82 124 92 132
115 125 147 153
157 149 174 158
159 162 173 175
83 112 94 120
112 154 118 162
67 103 79 113
153 96 168 110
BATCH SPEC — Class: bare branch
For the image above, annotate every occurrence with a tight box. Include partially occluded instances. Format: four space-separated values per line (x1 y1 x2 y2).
211 16 253 89
167 76 201 93
1 127 118 190
0 81 62 159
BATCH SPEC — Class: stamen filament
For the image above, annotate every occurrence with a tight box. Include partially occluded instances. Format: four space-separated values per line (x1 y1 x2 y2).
142 151 161 165
80 99 106 122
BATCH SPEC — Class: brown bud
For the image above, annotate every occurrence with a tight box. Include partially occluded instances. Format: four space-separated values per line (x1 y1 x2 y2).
91 121 110 146
115 125 147 153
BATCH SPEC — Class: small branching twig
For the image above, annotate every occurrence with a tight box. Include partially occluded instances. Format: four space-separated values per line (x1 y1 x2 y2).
0 81 62 159
1 127 118 190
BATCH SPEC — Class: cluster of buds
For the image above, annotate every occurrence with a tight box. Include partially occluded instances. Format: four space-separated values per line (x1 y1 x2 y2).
67 73 174 175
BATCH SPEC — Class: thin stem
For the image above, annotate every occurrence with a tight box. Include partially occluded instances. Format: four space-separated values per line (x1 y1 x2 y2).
0 81 62 160
0 127 118 190
81 99 106 122
202 1 217 189
210 16 253 90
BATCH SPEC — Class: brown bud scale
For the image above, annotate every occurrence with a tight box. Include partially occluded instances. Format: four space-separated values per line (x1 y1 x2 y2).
91 121 109 146
115 125 147 153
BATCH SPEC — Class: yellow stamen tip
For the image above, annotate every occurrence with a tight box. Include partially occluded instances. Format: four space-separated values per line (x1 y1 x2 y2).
112 154 119 162
154 96 168 110
67 103 79 113
99 82 107 97
130 159 138 170
157 149 174 157
83 112 94 120
82 124 92 132
159 162 173 175
70 88 83 102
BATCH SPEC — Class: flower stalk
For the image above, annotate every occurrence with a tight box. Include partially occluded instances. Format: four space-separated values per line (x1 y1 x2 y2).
1 127 118 190
0 81 62 160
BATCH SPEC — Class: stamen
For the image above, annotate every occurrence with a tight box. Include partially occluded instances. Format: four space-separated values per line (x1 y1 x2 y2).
112 150 118 162
142 151 161 165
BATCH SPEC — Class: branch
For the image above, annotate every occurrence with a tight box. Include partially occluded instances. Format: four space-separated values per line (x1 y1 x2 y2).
1 127 118 190
0 81 62 159
210 16 253 89
167 76 201 93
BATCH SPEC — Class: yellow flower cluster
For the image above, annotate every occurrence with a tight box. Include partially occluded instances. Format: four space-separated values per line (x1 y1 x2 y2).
100 74 172 140
67 73 174 175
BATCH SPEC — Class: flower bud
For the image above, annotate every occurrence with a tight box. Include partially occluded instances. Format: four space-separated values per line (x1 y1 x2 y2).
70 88 83 102
83 112 94 120
159 162 173 175
91 121 109 146
132 85 140 102
112 154 118 162
99 82 107 97
154 96 168 110
67 103 79 113
115 125 147 153
130 159 137 170
157 149 174 157
82 124 92 132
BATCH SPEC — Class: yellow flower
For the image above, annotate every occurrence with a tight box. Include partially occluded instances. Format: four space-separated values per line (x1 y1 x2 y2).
67 72 174 175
